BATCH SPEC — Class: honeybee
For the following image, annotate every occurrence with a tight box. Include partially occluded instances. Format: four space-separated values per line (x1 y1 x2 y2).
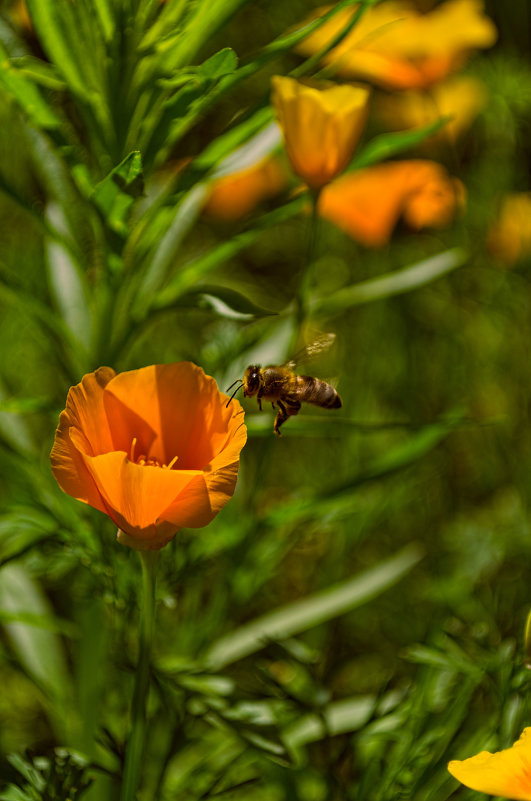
226 335 342 436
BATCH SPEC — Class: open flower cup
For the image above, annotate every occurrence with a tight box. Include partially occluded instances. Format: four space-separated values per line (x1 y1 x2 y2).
51 362 247 551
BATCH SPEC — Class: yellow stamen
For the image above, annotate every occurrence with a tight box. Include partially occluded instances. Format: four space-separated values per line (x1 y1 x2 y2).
166 455 179 470
130 437 137 462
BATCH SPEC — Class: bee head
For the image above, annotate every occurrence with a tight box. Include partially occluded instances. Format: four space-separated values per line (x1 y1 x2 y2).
243 365 261 397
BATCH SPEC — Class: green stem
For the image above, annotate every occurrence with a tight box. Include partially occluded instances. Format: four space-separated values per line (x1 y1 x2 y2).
291 189 321 354
120 550 159 801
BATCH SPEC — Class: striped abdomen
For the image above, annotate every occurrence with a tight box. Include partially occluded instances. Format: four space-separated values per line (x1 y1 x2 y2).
294 375 342 409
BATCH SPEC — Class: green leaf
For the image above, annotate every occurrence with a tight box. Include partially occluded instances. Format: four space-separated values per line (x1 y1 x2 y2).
159 286 277 320
284 695 376 749
93 0 115 41
199 47 239 79
0 564 72 736
24 0 90 99
311 248 467 316
0 507 59 568
45 202 92 352
0 45 61 129
92 151 144 237
150 196 305 312
9 55 67 90
350 117 453 171
205 543 424 668
0 397 52 414
261 419 462 528
132 182 209 314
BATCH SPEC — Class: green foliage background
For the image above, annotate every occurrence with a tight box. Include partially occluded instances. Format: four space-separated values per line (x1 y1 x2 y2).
0 0 530 799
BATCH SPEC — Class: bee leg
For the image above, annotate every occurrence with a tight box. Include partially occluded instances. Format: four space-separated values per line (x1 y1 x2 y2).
257 398 262 411
271 403 276 409
274 400 290 436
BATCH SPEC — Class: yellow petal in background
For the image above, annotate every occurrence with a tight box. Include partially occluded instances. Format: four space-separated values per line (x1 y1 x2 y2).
375 75 488 141
271 76 370 189
488 193 531 266
448 728 531 800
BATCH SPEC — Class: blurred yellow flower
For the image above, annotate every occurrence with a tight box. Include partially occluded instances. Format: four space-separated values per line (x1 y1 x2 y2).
295 0 497 91
448 728 531 799
318 159 464 247
203 156 287 221
375 75 488 141
488 193 531 266
271 75 370 190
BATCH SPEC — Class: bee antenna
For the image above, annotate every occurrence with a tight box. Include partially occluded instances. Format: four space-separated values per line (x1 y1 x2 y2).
226 383 243 408
226 379 242 392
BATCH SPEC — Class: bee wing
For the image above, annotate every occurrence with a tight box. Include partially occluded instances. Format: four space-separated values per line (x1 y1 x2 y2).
284 332 337 370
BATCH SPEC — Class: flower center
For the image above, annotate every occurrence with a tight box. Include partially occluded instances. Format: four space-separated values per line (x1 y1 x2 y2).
129 437 179 470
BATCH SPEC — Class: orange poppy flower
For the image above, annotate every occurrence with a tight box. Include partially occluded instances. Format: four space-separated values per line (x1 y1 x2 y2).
318 160 464 247
50 363 247 551
295 0 497 91
204 156 287 221
271 75 370 190
448 728 531 799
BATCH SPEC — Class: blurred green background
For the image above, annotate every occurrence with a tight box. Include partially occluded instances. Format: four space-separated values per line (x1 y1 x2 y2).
0 0 531 799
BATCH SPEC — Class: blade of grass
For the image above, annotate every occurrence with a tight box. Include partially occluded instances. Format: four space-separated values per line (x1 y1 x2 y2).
205 543 424 668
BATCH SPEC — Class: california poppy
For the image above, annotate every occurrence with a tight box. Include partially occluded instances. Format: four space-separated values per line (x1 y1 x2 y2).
204 156 287 221
295 0 496 91
271 75 370 190
448 728 531 800
318 160 464 247
50 362 247 550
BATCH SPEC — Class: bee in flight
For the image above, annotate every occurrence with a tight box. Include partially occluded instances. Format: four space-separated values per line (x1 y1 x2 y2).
226 335 342 436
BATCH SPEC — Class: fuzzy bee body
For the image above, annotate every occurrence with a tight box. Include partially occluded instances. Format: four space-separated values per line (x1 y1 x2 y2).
241 364 342 435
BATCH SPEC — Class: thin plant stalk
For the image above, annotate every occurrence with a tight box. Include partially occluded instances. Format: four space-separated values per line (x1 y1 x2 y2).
291 189 321 354
120 549 159 801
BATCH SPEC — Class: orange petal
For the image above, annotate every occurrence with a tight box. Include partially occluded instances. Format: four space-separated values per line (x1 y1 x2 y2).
50 367 117 510
64 366 116 455
319 162 416 246
204 157 287 221
104 362 241 470
319 160 461 246
448 729 531 800
50 410 108 514
78 447 203 535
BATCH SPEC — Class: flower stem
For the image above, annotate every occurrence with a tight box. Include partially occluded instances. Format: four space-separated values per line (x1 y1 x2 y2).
291 188 321 353
120 549 159 801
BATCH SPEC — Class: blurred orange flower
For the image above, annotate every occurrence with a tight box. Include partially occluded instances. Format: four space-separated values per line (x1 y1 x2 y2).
448 728 531 799
51 363 247 551
375 75 488 141
318 160 464 247
488 193 531 266
271 75 370 190
204 156 287 221
295 0 497 91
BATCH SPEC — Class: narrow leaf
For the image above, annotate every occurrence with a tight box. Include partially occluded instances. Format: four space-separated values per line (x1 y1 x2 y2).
312 249 467 316
205 544 424 668
350 117 453 171
92 151 144 236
